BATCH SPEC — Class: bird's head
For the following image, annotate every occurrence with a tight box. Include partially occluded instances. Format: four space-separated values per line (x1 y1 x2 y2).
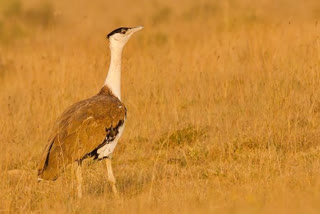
107 26 143 49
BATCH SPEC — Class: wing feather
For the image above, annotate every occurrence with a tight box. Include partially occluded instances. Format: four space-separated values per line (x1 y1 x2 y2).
38 94 126 180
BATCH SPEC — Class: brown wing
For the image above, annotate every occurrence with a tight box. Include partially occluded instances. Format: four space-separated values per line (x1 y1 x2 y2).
38 93 126 180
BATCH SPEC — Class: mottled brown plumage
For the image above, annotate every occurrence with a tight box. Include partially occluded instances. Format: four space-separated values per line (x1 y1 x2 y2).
38 86 126 180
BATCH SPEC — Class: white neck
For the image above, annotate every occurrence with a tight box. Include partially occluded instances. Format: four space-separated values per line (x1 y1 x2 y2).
104 44 124 100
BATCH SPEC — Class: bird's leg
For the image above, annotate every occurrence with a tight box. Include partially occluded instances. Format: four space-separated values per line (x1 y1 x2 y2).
76 161 83 198
106 158 119 197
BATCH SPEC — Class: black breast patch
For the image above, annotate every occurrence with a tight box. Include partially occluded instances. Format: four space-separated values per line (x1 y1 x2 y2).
84 119 124 160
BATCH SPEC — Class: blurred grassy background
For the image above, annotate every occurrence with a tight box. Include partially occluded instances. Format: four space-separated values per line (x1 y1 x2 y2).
1 0 320 213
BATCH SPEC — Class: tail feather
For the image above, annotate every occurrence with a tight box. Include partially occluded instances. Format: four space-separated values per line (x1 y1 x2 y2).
38 160 61 181
38 139 62 181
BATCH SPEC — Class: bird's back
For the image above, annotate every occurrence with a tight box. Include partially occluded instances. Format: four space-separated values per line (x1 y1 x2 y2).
38 86 127 180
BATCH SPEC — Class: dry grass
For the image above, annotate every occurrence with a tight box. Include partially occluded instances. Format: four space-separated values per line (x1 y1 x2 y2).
1 0 320 213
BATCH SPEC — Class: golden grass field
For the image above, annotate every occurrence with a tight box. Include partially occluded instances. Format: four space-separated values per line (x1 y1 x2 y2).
1 0 320 213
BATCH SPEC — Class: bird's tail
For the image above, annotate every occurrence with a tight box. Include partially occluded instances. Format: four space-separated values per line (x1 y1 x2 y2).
37 140 62 181
37 163 60 181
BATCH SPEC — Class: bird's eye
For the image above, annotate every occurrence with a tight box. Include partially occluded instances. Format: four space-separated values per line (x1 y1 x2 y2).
121 29 126 34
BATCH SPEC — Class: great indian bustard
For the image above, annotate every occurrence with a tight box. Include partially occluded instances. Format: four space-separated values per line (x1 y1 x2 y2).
37 26 143 198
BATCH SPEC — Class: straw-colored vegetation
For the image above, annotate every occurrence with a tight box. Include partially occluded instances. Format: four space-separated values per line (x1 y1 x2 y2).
1 0 320 213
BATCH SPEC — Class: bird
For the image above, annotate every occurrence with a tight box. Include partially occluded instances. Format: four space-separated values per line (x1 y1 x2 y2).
37 26 143 198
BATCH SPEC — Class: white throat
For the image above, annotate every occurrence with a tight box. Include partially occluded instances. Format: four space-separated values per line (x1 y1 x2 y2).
104 44 124 100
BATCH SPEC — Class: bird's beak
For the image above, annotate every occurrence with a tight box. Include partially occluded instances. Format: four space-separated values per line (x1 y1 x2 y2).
129 26 144 34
